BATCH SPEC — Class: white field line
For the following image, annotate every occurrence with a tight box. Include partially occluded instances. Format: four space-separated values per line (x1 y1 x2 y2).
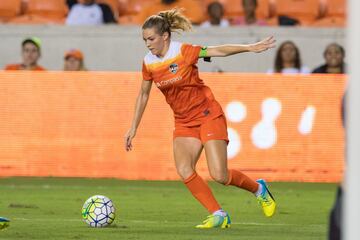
0 185 172 190
0 185 114 189
13 218 324 227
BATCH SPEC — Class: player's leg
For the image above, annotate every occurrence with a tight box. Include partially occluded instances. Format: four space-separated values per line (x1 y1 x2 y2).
203 139 258 193
203 139 276 217
174 136 221 213
173 136 203 181
173 136 229 228
202 115 276 217
202 115 258 191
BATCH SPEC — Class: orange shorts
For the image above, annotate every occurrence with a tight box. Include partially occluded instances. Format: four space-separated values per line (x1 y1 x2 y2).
173 115 229 144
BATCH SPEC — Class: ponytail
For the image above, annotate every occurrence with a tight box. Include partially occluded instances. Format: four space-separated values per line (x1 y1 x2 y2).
142 8 192 36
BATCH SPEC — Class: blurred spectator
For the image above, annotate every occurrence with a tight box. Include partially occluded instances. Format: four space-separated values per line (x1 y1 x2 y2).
63 49 87 71
232 0 267 26
136 0 205 25
268 41 309 74
312 43 346 74
66 0 78 9
66 0 116 25
278 15 299 26
4 37 46 71
201 1 229 27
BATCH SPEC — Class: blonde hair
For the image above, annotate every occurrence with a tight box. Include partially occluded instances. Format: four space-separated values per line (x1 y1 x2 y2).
142 8 192 36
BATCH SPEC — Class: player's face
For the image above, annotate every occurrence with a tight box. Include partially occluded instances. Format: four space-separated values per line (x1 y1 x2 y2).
281 43 296 63
325 45 344 67
64 57 82 71
22 42 40 66
209 4 223 19
142 27 168 57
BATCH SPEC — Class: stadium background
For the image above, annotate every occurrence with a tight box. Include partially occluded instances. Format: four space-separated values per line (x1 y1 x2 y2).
0 0 346 183
0 0 348 239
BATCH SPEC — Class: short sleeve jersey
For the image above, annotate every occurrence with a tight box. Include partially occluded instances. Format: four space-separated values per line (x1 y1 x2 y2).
142 41 223 126
4 64 46 71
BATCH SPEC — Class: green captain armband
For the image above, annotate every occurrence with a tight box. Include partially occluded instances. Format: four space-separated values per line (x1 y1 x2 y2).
199 47 208 57
199 46 211 62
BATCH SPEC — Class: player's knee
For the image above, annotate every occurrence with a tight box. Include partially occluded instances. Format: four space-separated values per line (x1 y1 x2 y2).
176 165 195 180
210 171 228 185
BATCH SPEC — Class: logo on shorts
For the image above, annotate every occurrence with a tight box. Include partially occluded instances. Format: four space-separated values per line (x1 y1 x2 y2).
169 63 178 74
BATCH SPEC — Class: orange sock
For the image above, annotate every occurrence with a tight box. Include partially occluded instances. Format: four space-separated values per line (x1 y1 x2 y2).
226 169 259 193
184 172 221 213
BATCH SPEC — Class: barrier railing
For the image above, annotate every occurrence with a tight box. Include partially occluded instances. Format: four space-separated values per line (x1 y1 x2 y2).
0 72 345 182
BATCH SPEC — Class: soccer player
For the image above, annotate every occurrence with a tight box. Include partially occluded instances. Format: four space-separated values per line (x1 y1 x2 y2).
124 8 276 229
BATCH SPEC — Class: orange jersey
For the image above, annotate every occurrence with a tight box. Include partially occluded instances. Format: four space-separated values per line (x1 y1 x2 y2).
142 41 223 126
4 64 46 71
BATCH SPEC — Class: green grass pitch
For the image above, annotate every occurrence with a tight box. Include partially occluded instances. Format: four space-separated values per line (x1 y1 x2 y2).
0 177 337 239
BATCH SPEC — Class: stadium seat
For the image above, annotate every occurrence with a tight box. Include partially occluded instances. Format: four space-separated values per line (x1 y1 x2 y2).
311 16 345 27
325 0 346 18
204 0 272 19
133 0 206 25
7 14 65 25
0 0 22 22
273 0 321 25
118 15 139 25
122 0 153 16
25 0 68 20
312 0 346 27
117 0 128 16
318 0 327 18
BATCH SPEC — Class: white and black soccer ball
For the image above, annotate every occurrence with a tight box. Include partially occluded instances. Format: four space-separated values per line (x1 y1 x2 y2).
81 195 115 227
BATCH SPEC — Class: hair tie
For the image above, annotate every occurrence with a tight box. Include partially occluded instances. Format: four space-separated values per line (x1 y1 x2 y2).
158 13 171 27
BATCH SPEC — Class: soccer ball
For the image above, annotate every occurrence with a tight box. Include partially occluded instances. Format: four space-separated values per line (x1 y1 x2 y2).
81 195 116 227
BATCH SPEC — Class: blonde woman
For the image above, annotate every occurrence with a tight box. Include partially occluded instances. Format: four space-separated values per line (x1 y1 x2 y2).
124 9 276 229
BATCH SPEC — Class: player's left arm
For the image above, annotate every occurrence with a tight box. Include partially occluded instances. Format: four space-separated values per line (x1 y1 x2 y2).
200 36 276 58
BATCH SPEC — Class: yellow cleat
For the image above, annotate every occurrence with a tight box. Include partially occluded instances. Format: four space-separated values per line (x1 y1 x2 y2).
196 212 231 229
256 179 276 217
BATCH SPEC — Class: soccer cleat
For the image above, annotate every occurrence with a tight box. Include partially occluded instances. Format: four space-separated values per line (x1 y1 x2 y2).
195 211 231 229
256 179 276 217
0 217 10 230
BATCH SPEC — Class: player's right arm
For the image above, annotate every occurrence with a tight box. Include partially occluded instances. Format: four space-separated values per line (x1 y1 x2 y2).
202 36 276 57
124 79 152 151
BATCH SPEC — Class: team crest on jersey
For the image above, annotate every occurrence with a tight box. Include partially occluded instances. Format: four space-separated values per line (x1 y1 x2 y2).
169 63 178 74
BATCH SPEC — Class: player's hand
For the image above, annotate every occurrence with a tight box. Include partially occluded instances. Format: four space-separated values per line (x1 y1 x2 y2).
250 36 276 53
124 127 136 151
